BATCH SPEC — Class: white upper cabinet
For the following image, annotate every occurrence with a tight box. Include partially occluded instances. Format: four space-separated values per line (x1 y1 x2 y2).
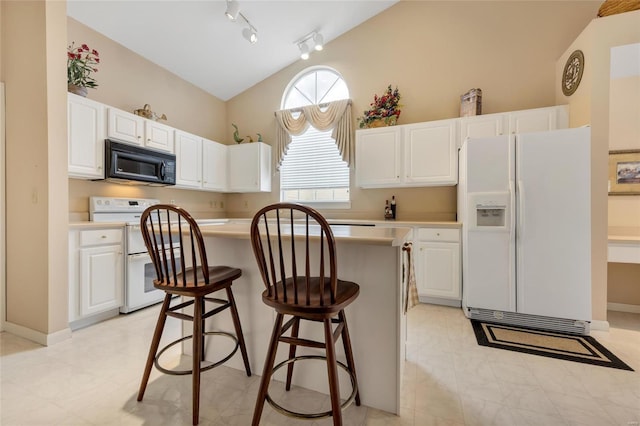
174 130 203 189
355 126 402 188
202 138 228 192
459 105 569 146
107 107 174 152
403 119 458 186
107 107 144 145
508 105 568 134
228 142 272 193
460 114 507 142
68 93 106 179
356 120 457 188
144 120 175 152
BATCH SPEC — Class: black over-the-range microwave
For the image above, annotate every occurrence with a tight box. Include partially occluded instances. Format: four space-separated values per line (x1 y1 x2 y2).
103 138 176 186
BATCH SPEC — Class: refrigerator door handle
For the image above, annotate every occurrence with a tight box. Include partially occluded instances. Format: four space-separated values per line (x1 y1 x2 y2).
517 180 525 239
509 180 516 238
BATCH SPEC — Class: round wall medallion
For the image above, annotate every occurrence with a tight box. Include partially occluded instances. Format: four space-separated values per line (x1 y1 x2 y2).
562 50 585 96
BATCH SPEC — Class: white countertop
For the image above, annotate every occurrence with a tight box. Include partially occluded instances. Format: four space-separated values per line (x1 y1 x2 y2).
69 221 126 229
198 222 413 247
69 218 460 229
608 226 640 264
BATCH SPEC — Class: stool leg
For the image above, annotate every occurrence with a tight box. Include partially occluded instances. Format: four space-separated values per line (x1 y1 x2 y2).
252 312 284 426
285 317 300 391
226 286 252 376
138 293 172 401
324 318 343 425
339 310 360 406
192 295 203 425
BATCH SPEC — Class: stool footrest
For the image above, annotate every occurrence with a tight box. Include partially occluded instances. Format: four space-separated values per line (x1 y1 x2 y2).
265 355 358 420
154 331 240 376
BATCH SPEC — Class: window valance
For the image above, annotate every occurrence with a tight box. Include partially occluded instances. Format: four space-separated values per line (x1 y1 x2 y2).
274 99 353 169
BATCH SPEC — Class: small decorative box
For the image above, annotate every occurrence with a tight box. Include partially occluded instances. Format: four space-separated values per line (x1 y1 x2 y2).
460 88 482 117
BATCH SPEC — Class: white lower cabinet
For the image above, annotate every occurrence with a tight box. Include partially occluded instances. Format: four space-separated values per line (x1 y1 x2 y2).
69 227 124 328
414 227 461 306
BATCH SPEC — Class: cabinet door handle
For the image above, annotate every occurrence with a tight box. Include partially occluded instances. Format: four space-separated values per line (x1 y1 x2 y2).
101 235 107 239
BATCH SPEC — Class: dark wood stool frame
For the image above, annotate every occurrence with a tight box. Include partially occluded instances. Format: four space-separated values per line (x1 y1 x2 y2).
250 203 361 425
136 204 251 425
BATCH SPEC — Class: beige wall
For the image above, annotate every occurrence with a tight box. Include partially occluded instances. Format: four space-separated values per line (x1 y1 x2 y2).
555 10 640 321
225 1 600 219
608 41 640 307
3 0 69 335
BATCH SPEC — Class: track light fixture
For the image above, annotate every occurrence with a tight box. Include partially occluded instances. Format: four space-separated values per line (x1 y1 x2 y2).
299 43 310 60
243 26 258 44
312 33 324 51
296 31 324 60
224 0 258 44
225 0 240 21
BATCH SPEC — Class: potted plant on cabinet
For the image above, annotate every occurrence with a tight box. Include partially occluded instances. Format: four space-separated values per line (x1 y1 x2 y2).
67 42 100 97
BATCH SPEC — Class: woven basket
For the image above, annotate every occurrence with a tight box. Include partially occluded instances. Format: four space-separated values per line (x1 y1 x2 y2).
597 0 640 17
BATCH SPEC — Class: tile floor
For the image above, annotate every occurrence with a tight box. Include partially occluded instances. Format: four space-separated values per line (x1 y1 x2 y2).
1 304 639 425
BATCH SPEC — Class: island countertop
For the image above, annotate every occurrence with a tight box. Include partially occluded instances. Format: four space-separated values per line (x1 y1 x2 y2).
198 222 413 247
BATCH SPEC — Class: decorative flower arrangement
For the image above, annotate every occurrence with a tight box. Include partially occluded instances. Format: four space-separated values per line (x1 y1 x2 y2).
67 42 100 89
357 85 401 128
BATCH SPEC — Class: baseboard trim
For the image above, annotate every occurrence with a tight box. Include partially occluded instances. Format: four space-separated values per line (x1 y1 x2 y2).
2 321 72 346
419 296 461 308
590 319 610 332
608 302 640 314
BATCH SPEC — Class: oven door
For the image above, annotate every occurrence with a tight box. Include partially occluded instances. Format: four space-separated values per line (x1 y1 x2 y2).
123 248 181 313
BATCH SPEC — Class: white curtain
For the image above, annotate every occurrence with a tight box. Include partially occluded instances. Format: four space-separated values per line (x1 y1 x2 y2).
274 99 353 169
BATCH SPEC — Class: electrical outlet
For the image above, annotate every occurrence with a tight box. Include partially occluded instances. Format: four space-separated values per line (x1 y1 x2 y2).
243 200 249 209
220 201 224 209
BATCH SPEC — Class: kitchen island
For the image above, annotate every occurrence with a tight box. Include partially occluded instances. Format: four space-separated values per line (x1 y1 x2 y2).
186 221 413 415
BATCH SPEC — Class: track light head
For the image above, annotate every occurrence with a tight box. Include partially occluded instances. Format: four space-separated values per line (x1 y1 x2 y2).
243 27 258 44
312 33 324 51
225 0 240 21
299 43 310 60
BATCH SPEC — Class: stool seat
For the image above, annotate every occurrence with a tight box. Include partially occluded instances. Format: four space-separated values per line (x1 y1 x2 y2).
250 203 361 425
136 204 251 425
157 266 242 296
263 277 359 317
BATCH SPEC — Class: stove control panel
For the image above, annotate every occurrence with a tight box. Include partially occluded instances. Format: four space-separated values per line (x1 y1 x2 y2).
90 197 160 217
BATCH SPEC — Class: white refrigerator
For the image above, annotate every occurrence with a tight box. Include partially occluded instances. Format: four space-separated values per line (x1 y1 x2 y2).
459 127 591 333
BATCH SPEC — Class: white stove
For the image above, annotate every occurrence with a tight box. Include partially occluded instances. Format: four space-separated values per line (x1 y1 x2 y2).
90 197 175 313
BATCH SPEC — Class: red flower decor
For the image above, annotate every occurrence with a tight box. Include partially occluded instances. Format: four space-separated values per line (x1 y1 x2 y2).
67 42 100 89
357 85 401 128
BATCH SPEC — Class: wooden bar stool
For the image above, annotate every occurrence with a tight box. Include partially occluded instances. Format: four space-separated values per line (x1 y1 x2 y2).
249 203 360 425
137 204 251 425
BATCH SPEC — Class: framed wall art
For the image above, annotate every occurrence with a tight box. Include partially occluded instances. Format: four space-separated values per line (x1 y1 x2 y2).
608 149 640 195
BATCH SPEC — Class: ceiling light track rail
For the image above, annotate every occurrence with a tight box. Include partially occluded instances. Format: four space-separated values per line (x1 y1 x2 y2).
225 0 257 44
296 31 324 60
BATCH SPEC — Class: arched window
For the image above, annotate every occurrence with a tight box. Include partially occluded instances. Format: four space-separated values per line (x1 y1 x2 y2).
279 67 350 206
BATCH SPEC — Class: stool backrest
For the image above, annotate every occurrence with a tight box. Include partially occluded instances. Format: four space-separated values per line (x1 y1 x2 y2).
140 204 209 287
250 203 338 306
